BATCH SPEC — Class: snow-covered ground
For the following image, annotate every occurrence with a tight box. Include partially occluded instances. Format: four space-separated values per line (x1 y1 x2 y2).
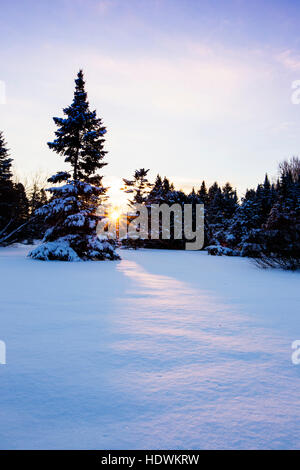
0 244 300 450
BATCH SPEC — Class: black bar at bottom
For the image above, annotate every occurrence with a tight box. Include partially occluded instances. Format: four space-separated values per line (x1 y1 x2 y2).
0 449 287 466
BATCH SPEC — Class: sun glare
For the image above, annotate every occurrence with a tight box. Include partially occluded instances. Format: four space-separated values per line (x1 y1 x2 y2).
109 208 122 221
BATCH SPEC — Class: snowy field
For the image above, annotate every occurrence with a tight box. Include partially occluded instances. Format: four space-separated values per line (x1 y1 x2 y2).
0 244 300 450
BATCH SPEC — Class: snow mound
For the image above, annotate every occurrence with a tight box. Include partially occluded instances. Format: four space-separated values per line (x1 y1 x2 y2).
28 236 120 262
28 239 81 261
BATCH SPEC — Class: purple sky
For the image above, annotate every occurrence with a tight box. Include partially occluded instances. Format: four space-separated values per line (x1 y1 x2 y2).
1 0 300 202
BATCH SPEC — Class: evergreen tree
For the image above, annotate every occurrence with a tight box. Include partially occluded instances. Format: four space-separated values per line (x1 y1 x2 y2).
145 176 186 250
207 186 223 225
0 131 13 182
13 183 29 226
28 182 48 216
0 131 14 234
147 174 164 205
29 70 119 261
197 180 208 204
207 182 220 205
255 199 300 270
255 165 300 269
27 181 48 240
122 168 152 207
221 183 238 219
121 168 152 249
162 176 174 194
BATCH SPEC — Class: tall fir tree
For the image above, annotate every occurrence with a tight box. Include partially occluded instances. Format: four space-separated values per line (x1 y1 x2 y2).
29 70 119 261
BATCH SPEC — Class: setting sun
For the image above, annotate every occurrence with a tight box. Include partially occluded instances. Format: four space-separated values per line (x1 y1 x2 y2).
109 208 122 221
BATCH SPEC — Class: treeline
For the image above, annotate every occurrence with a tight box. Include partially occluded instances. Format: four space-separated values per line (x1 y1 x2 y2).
0 131 48 245
1 123 299 270
122 160 300 270
0 69 299 268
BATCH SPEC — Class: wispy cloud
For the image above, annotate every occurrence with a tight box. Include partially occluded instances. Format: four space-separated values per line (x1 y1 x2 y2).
86 47 272 121
276 50 300 71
